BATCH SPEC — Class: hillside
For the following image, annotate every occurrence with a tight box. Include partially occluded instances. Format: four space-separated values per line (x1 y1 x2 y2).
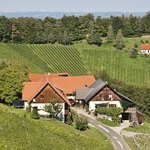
0 37 150 87
0 43 86 75
73 38 150 87
0 104 113 150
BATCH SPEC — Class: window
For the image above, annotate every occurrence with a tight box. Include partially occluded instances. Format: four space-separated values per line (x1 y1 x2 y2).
109 104 116 108
108 94 113 100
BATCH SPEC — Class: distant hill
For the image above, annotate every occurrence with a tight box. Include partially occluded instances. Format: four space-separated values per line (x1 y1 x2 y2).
0 11 146 19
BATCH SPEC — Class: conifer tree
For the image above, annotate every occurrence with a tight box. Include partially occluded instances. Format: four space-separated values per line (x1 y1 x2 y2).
107 25 114 43
114 29 125 50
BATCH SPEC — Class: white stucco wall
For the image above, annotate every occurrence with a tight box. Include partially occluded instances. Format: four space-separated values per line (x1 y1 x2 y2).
141 50 150 55
24 102 65 122
89 101 122 111
67 96 75 100
24 102 29 110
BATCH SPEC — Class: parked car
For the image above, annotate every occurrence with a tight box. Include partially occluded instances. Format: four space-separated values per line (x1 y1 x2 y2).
13 99 24 108
69 99 75 107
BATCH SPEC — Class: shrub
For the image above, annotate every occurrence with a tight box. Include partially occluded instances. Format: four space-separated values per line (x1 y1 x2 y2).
30 107 39 119
26 105 31 113
71 109 78 122
95 107 122 123
130 48 137 58
75 115 88 131
66 115 73 125
44 100 62 119
140 39 144 43
134 43 138 48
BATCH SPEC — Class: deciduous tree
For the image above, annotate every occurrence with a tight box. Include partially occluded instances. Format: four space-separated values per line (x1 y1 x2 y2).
0 60 28 104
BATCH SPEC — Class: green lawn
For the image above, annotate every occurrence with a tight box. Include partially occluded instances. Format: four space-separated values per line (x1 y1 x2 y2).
124 136 139 150
123 122 150 150
124 134 150 150
124 122 150 134
97 119 120 127
0 104 113 150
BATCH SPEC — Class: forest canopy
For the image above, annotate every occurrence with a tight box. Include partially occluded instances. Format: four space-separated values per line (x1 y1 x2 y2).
0 12 150 44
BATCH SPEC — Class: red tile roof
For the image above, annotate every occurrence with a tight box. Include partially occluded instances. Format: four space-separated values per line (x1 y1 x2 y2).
22 73 95 104
51 76 96 94
22 82 42 101
141 44 150 50
29 73 69 82
22 74 71 105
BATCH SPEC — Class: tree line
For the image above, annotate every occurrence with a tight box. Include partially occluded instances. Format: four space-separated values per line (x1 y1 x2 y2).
0 12 150 44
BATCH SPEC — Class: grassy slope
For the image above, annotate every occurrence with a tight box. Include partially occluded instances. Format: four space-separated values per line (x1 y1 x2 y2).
0 104 113 150
124 134 150 150
0 37 150 86
124 122 150 134
73 38 150 87
0 43 86 75
0 43 50 73
123 122 150 150
97 119 119 127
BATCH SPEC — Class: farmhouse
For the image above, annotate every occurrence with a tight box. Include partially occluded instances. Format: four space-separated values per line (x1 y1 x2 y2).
76 79 144 124
22 74 71 121
141 44 150 55
22 73 95 120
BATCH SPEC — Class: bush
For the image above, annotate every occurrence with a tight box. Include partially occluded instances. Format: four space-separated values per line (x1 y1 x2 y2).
95 107 122 123
75 115 88 131
66 115 73 125
44 100 62 119
30 107 39 119
26 105 31 113
71 109 78 122
130 48 137 58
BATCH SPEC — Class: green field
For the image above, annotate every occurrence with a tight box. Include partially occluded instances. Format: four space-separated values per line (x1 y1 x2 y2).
73 38 150 87
0 43 86 75
124 134 150 150
0 37 150 87
97 119 120 127
124 122 150 150
0 104 113 150
124 122 150 134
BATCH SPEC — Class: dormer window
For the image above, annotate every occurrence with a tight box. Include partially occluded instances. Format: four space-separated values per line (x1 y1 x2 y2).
108 94 113 100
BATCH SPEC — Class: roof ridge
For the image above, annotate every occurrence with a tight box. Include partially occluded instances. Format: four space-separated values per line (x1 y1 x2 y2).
27 74 70 105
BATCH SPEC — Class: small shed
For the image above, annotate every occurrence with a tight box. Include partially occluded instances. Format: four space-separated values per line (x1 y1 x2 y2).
136 111 144 124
